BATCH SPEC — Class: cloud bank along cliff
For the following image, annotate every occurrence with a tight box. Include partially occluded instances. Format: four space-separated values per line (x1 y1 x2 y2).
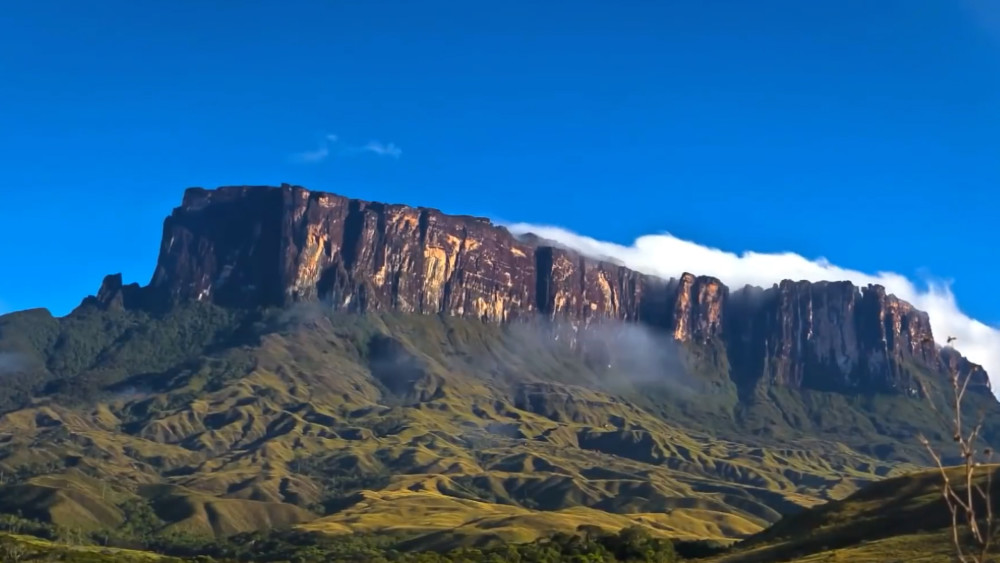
504 222 1000 393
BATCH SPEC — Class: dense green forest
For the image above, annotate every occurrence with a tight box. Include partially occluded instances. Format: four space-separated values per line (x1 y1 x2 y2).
0 514 721 562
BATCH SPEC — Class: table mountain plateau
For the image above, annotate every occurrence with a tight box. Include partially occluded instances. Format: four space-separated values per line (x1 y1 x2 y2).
0 183 995 549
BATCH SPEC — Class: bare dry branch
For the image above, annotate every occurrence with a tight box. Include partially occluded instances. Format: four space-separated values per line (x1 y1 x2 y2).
920 338 997 563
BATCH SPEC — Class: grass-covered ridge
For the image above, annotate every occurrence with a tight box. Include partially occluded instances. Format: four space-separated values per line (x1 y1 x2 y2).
0 299 994 557
701 465 1000 562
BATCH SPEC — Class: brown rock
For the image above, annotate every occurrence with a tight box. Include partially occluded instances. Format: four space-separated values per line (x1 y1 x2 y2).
93 184 990 397
670 273 726 341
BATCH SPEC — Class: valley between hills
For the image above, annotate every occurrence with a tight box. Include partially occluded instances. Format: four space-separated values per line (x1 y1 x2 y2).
0 184 996 562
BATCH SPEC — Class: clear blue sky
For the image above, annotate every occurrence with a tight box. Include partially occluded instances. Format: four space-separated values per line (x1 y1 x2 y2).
1 1 998 322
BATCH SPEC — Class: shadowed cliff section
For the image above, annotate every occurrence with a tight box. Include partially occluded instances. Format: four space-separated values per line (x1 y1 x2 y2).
102 183 988 399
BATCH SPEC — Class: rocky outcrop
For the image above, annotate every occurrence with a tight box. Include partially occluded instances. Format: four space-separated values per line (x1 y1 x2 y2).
98 184 990 396
77 274 147 312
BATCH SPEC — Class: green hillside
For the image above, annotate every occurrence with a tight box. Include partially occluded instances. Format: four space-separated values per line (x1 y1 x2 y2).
0 299 994 558
702 465 1000 562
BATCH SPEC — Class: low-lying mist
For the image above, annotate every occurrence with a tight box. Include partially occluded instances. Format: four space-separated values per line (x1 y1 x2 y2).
505 222 1000 394
569 321 700 391
0 352 27 376
275 301 706 402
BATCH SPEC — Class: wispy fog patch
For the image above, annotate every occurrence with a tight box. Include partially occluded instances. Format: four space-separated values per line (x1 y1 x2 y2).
271 300 699 399
107 384 152 403
487 319 700 398
277 300 334 327
505 223 1000 393
576 322 696 392
0 352 27 376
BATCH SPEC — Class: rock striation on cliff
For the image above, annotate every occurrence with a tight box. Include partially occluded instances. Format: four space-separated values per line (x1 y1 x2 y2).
92 184 990 396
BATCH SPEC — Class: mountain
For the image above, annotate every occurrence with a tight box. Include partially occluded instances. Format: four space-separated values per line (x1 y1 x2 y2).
0 183 995 554
96 183 991 397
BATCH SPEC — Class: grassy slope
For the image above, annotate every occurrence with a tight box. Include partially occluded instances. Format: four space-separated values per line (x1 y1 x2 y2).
0 532 181 562
722 532 954 563
0 302 990 552
706 466 1000 562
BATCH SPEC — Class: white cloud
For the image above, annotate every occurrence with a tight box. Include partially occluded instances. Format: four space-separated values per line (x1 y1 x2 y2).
291 134 401 163
292 146 331 163
504 222 1000 392
361 141 402 158
291 134 338 163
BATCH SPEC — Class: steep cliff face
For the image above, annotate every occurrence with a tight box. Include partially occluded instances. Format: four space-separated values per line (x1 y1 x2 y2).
118 184 988 396
724 280 954 395
151 185 539 321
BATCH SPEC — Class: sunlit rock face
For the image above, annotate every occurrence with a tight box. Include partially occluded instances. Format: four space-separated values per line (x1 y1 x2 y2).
126 183 989 395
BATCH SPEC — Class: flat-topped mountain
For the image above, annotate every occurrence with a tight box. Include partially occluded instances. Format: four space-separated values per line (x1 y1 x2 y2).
0 183 995 553
94 183 989 398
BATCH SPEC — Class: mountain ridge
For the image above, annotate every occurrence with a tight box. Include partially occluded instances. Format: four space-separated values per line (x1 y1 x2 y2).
88 183 990 398
0 183 995 554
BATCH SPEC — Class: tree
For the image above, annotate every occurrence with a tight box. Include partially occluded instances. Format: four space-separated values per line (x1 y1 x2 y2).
918 337 997 563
